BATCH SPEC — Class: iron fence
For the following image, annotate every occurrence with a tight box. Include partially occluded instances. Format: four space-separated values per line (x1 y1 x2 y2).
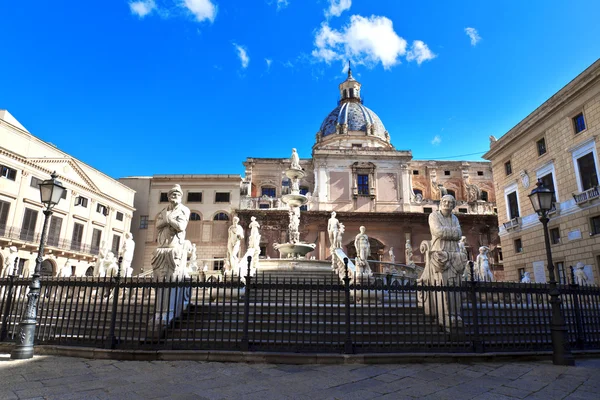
1 273 599 354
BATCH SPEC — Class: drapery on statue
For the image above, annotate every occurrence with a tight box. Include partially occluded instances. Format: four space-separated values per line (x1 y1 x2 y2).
225 216 244 272
248 216 261 250
327 211 340 250
419 194 468 325
476 246 494 282
354 226 372 275
119 232 135 278
151 184 190 280
290 148 301 170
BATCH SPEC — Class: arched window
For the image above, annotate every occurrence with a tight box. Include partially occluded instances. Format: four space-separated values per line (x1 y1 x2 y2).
190 212 201 221
414 189 423 197
40 259 55 277
261 186 276 198
213 212 229 221
447 189 456 198
481 190 489 202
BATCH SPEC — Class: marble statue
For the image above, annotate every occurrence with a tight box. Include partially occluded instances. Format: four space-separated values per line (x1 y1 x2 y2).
521 271 532 283
291 177 300 193
94 240 108 277
389 247 395 264
458 236 467 255
187 243 198 274
334 223 345 249
203 263 209 272
419 194 468 325
119 232 135 278
104 252 119 277
2 246 18 277
405 239 413 265
327 211 341 250
290 148 301 170
288 208 300 243
476 246 494 282
248 216 261 250
574 262 589 286
151 184 190 280
225 216 244 272
354 226 372 275
59 258 72 278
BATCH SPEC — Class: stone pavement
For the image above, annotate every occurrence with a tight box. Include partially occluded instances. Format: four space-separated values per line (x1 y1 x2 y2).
1 355 600 400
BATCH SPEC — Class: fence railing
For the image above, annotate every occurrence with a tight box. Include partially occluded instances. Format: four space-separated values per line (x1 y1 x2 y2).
0 225 100 255
1 274 599 354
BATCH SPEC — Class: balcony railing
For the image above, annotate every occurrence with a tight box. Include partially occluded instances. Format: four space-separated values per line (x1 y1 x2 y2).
573 186 600 205
503 217 521 231
0 225 99 256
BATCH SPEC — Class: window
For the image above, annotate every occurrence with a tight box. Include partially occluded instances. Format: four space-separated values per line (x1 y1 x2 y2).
590 215 600 235
413 170 419 175
30 176 43 189
159 192 168 203
0 165 17 181
447 189 456 198
215 192 230 203
514 238 523 253
71 223 84 251
477 171 484 176
259 204 270 209
0 200 10 235
577 152 598 191
414 189 423 198
47 216 63 247
481 191 489 202
458 208 468 213
213 259 224 271
507 191 520 219
556 262 568 284
116 211 124 221
139 215 148 229
352 143 362 148
75 196 88 208
300 187 309 211
550 227 560 245
190 212 201 221
423 207 433 213
61 190 67 199
261 187 276 198
111 234 121 255
357 174 369 195
20 208 38 241
539 173 557 203
96 203 108 216
187 192 202 202
498 247 503 261
536 137 547 156
91 228 102 254
213 212 229 221
505 160 512 176
444 171 450 176
573 113 586 134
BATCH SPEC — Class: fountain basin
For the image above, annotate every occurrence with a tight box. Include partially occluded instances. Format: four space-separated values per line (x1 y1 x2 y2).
281 193 307 207
285 168 305 180
274 242 316 258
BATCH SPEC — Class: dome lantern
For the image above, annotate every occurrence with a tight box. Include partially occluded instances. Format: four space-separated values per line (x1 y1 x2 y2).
339 61 361 102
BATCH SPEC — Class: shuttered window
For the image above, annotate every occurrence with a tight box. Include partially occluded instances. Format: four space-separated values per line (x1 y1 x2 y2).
91 229 102 254
47 216 63 247
20 208 38 241
71 223 84 251
0 200 9 235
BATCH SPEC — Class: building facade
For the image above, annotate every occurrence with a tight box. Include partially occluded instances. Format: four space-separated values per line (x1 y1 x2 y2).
483 59 600 284
119 174 242 274
0 110 136 277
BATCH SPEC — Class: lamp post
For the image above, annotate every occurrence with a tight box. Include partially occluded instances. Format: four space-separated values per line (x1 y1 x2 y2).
11 172 66 360
528 180 575 366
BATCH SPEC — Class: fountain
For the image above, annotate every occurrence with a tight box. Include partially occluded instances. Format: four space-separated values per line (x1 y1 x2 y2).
273 149 316 258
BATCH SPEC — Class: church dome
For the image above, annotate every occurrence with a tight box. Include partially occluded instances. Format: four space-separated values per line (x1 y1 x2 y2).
319 102 388 139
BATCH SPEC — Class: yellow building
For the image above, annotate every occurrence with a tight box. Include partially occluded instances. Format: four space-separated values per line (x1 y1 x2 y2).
484 59 600 283
0 110 135 277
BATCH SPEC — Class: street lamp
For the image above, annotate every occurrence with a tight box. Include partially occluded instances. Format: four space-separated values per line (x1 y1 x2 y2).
11 171 66 360
528 179 575 366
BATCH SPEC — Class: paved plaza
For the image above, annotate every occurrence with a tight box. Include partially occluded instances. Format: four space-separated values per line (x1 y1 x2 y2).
0 354 599 400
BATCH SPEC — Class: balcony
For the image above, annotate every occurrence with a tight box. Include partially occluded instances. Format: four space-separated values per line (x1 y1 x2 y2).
0 225 99 256
503 217 521 231
573 186 600 206
240 196 287 210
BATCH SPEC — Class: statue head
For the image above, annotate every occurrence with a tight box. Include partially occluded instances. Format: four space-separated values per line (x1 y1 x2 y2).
479 246 489 254
331 211 336 218
168 184 183 205
292 148 297 153
575 261 585 270
440 194 456 216
233 216 240 225
251 216 256 222
9 246 17 254
359 226 366 234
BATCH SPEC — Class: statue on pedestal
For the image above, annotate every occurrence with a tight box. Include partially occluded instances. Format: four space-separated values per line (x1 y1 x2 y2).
327 211 340 250
59 258 72 278
151 184 190 280
521 271 532 283
334 223 345 249
476 246 494 282
248 216 261 268
187 243 198 274
291 148 301 170
225 216 244 272
119 232 135 278
405 239 413 265
389 247 395 264
2 246 18 277
288 208 300 244
574 262 589 286
354 226 372 275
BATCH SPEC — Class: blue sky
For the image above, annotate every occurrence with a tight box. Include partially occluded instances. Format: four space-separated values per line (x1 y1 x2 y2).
1 1 599 179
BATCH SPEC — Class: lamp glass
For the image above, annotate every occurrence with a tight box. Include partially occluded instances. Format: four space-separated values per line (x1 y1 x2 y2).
529 180 555 214
39 175 66 207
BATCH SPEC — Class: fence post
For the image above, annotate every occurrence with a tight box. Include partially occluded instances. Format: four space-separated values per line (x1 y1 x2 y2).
343 257 353 354
0 274 16 341
240 255 252 351
569 281 585 350
469 261 484 353
105 256 122 349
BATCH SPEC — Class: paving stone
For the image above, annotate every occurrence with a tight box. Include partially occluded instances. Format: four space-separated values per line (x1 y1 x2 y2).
490 385 535 399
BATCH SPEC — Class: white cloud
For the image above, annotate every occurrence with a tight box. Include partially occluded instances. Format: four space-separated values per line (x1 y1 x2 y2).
313 15 433 69
129 0 156 17
183 0 217 23
276 0 289 10
465 27 481 46
265 58 272 69
234 44 250 68
431 135 442 146
406 40 436 65
325 0 351 18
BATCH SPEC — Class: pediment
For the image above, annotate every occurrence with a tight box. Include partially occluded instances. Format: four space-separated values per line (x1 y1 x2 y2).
28 157 100 193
